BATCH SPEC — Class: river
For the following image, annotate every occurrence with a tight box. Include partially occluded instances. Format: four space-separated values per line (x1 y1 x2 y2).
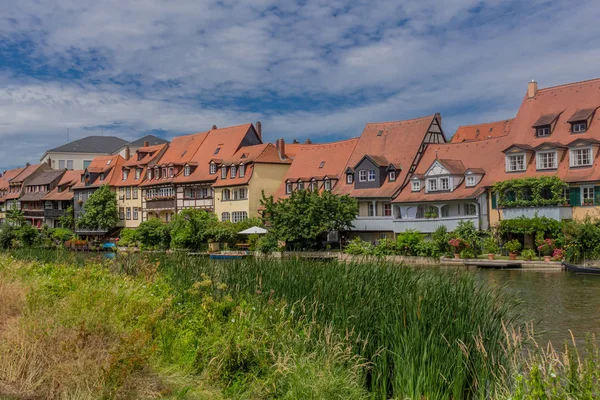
476 268 600 346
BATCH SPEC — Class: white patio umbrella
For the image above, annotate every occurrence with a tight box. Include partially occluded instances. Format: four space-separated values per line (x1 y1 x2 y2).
238 226 268 235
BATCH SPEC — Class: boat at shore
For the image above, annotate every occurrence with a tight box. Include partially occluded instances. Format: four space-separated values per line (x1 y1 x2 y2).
562 262 600 275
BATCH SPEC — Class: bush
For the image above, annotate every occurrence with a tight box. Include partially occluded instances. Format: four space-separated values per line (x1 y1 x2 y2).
415 240 440 258
504 239 522 254
117 228 138 247
0 224 17 249
16 224 40 247
396 230 423 256
136 219 171 250
521 249 536 261
432 225 451 256
372 238 397 256
50 228 75 244
344 237 374 255
483 237 499 254
454 220 482 255
169 209 217 249
256 233 280 254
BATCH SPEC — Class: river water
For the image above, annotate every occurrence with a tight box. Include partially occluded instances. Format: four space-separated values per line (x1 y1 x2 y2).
475 268 600 346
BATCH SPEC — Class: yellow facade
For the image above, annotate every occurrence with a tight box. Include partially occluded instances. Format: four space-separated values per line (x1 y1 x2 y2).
487 190 501 227
116 186 143 228
572 206 600 220
213 163 290 221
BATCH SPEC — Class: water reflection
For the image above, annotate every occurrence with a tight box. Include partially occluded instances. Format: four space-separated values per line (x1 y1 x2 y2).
476 269 600 346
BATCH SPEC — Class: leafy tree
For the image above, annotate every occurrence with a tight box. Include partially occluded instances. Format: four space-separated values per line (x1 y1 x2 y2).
0 224 16 249
170 209 218 249
261 190 358 248
77 185 119 231
6 204 25 227
17 223 40 247
136 219 171 249
59 205 75 230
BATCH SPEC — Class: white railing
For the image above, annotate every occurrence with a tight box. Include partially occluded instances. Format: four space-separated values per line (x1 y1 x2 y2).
393 216 479 233
502 206 572 221
352 217 395 232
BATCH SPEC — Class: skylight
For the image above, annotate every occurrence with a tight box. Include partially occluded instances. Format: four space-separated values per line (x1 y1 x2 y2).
319 161 325 168
377 130 383 136
214 147 221 155
241 153 248 159
106 159 112 165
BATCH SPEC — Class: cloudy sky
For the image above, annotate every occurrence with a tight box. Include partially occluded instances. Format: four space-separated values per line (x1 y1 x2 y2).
1 0 600 170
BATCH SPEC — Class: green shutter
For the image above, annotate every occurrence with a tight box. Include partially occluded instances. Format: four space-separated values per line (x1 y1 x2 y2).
491 192 497 209
595 187 600 205
569 187 581 207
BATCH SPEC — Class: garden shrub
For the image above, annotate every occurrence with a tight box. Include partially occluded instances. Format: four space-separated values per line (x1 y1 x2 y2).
396 230 423 256
0 224 16 249
136 219 171 250
117 228 138 247
432 225 451 256
344 237 374 255
372 238 397 256
256 233 280 254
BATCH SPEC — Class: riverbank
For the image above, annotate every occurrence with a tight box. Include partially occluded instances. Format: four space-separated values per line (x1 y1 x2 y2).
1 249 598 399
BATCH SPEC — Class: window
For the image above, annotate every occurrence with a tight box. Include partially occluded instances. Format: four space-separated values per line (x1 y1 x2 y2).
221 212 230 222
389 170 396 181
324 179 331 191
310 180 318 191
133 207 139 220
214 147 221 155
297 181 304 190
286 182 292 194
168 167 173 178
537 151 557 170
154 167 159 179
239 164 245 177
464 203 476 216
222 189 230 201
232 211 248 223
83 160 92 169
440 177 449 191
368 202 376 217
122 169 129 180
383 203 392 217
184 165 190 176
506 154 526 172
133 186 138 199
536 126 551 137
221 166 227 179
572 122 587 133
582 187 594 205
466 176 475 187
319 161 325 168
563 188 570 205
147 170 152 180
67 160 73 170
239 188 247 199
119 207 125 220
358 170 367 182
99 173 105 181
412 181 420 191
347 174 353 184
427 179 437 192
210 163 217 174
126 207 131 220
126 187 131 199
106 159 112 165
59 160 65 169
135 168 141 180
368 170 376 182
541 187 552 200
162 167 167 178
570 148 592 167
231 165 237 178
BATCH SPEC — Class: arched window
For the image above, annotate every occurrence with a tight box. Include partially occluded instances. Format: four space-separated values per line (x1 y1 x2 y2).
239 163 245 177
222 189 231 201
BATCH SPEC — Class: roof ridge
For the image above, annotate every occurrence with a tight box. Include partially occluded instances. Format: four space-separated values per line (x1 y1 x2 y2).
537 77 600 93
299 137 359 148
433 135 510 147
455 118 513 129
364 114 435 125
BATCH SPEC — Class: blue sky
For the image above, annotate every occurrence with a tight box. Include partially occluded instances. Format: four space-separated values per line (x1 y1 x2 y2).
1 0 600 170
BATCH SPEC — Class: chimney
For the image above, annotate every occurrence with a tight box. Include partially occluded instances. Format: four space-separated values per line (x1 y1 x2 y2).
143 140 149 147
276 138 286 159
256 121 262 141
435 112 442 126
293 139 299 144
212 124 217 130
305 138 312 144
528 80 538 98
124 146 131 160
47 157 52 167
26 162 30 167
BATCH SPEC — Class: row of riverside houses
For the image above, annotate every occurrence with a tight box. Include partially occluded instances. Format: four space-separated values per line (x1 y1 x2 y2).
2 77 600 240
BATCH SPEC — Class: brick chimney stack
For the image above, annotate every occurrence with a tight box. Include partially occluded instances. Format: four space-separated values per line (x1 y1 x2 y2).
256 121 262 141
212 124 217 130
305 139 312 144
125 146 131 160
276 138 286 159
143 140 149 147
528 80 538 98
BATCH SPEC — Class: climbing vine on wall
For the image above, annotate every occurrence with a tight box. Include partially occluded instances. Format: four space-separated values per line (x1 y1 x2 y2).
492 176 568 208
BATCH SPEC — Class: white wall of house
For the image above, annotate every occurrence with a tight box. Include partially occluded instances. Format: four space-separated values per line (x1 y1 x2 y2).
41 152 109 171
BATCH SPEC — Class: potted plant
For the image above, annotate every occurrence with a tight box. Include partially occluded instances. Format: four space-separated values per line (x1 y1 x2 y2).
448 238 467 259
504 239 522 260
583 198 594 206
537 238 556 262
483 237 499 260
521 249 536 261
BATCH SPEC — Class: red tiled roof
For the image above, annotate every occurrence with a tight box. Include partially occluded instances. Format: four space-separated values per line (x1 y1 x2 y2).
42 169 84 201
116 144 168 187
42 187 75 201
335 115 439 198
283 143 310 159
437 159 467 175
0 167 25 191
451 119 513 143
4 164 50 200
274 138 359 200
72 155 125 189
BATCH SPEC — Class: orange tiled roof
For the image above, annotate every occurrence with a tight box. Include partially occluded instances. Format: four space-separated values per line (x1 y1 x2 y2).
4 164 50 200
72 155 125 189
42 170 83 201
451 119 513 143
116 144 168 187
273 138 359 200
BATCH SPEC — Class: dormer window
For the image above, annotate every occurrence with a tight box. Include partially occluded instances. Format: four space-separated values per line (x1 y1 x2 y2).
231 165 237 178
286 182 292 194
297 181 304 190
389 170 396 182
440 177 449 191
465 176 475 187
210 163 217 175
122 170 128 180
221 166 227 179
346 173 353 184
368 170 376 182
147 170 152 180
536 151 557 170
358 170 367 182
310 180 317 191
536 126 551 137
572 121 587 133
168 167 174 178
324 179 331 191
135 169 141 180
184 165 190 176
99 173 105 181
506 154 526 172
162 167 168 179
570 147 592 167
154 167 159 179
239 163 245 178
427 179 437 191
412 181 420 191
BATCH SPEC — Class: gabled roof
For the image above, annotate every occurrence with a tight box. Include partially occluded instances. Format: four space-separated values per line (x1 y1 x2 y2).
0 167 26 192
10 164 43 184
45 136 128 154
354 154 390 169
127 134 169 147
25 169 66 187
532 112 562 127
567 108 598 123
466 168 486 175
123 144 168 168
533 142 568 150
436 159 467 175
42 170 81 202
336 115 441 198
72 155 125 189
451 119 513 143
566 137 600 147
502 144 535 153
274 138 359 200
153 132 208 167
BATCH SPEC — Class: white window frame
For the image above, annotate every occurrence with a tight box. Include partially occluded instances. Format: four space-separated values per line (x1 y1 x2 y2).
347 174 353 184
221 166 227 179
210 163 217 175
297 181 304 190
440 177 449 191
427 178 437 192
286 182 292 194
367 202 376 217
570 147 593 167
239 188 247 199
506 153 526 172
358 170 367 182
184 165 191 176
536 150 558 170
572 122 587 133
389 170 396 182
66 160 74 170
465 176 475 187
582 186 595 206
324 179 331 191
135 168 141 180
122 169 128 180
464 203 477 216
368 170 376 182
221 212 230 222
239 164 245 178
536 126 551 137
146 170 152 180
411 180 420 192
231 165 237 178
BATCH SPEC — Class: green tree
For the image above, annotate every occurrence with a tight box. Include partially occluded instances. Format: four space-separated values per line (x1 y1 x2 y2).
77 185 119 231
170 209 218 249
136 219 171 249
6 204 25 227
261 190 358 248
59 205 75 230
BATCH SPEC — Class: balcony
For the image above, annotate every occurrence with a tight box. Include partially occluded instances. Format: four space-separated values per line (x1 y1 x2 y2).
145 198 175 210
393 215 479 234
352 217 395 232
44 209 66 218
23 209 45 218
501 206 572 221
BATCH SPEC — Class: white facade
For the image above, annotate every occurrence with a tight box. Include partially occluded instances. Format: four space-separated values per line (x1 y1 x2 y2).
41 152 107 171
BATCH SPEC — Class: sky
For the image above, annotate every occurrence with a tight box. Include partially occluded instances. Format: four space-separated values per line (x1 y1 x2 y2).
1 0 600 170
